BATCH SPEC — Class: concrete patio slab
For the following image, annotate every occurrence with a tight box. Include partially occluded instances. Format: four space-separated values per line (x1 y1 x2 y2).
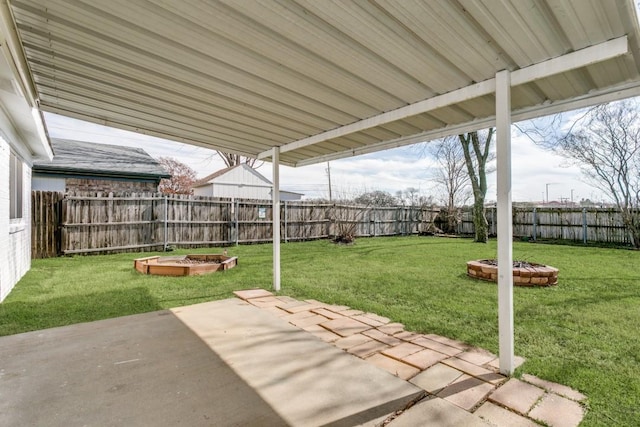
172 299 424 427
0 310 288 427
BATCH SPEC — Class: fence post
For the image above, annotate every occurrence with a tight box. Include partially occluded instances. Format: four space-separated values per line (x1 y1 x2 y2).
163 195 168 251
284 200 288 243
532 208 537 241
582 207 587 244
235 198 239 246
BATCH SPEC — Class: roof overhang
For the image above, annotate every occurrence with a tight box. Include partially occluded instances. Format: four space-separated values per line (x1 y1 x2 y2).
0 0 51 162
3 1 640 166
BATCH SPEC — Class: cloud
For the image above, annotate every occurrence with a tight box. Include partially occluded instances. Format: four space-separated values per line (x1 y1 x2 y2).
44 112 605 202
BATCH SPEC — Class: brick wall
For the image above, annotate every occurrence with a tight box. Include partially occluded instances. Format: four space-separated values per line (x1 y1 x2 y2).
0 137 32 302
66 178 158 193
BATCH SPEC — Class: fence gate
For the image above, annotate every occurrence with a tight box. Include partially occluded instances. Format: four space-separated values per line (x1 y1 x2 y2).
31 191 64 258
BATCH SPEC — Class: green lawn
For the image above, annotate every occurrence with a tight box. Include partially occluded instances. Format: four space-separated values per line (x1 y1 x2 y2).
2 236 639 426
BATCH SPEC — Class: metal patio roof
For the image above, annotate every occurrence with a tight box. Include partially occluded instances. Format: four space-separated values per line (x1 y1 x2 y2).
4 0 640 166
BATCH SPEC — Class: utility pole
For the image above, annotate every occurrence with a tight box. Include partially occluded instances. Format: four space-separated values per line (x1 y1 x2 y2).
545 183 558 203
326 162 332 201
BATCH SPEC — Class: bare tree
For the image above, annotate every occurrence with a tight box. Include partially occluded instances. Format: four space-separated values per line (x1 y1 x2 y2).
460 129 495 243
430 136 471 233
217 151 260 168
547 100 640 248
353 190 398 207
157 157 197 194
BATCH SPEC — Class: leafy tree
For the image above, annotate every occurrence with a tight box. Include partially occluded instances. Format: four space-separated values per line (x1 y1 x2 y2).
546 100 640 248
459 129 495 243
157 157 197 194
353 190 397 207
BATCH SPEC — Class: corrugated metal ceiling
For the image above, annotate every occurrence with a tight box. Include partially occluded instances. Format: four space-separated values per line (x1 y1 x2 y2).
7 0 640 166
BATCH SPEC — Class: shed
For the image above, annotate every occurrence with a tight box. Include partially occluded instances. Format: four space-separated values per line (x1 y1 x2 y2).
32 139 170 193
193 164 303 201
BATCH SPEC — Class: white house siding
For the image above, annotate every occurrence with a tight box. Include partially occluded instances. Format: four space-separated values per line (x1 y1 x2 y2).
0 138 32 302
194 164 302 200
212 182 272 199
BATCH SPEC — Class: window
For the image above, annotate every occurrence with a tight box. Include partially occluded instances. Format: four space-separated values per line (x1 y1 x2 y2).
9 152 23 219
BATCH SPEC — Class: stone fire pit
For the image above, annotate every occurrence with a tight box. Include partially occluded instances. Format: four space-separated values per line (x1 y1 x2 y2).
467 259 558 286
134 254 238 276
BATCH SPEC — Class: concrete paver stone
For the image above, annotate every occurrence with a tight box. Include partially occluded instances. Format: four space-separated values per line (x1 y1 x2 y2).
233 289 274 300
311 307 345 320
363 329 403 346
442 357 499 380
382 342 424 360
522 374 586 401
437 374 496 411
282 310 317 322
457 349 497 366
413 336 463 356
394 331 422 341
351 314 386 327
334 333 373 350
301 324 342 342
475 402 541 427
282 301 325 314
289 314 330 328
275 295 298 303
401 348 449 370
387 396 492 427
410 363 465 393
246 296 282 307
366 353 421 380
363 313 391 324
322 317 372 337
528 393 585 427
337 309 365 316
347 339 390 359
423 333 470 350
378 322 405 335
488 378 546 415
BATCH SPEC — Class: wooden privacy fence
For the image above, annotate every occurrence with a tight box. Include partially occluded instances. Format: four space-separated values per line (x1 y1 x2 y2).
31 191 636 258
460 206 633 245
31 191 437 257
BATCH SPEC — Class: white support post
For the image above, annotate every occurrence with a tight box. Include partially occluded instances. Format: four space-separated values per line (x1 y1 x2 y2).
496 70 514 375
272 147 281 292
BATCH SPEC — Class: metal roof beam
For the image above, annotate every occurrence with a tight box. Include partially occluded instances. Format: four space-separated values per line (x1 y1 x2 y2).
260 36 629 161
293 79 640 167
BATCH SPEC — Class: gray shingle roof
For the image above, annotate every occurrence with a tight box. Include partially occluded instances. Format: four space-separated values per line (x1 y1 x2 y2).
33 139 170 180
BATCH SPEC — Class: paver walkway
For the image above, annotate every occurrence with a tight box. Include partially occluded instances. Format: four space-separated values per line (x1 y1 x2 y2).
235 289 587 427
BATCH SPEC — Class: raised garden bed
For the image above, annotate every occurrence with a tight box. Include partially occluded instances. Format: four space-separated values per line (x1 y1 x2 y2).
466 259 558 286
134 254 238 276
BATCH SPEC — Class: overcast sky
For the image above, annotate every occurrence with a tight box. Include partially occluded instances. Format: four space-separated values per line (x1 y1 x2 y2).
43 110 607 204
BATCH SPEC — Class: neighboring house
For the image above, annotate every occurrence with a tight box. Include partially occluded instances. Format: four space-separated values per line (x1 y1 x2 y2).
0 50 53 302
32 139 170 193
193 164 303 201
